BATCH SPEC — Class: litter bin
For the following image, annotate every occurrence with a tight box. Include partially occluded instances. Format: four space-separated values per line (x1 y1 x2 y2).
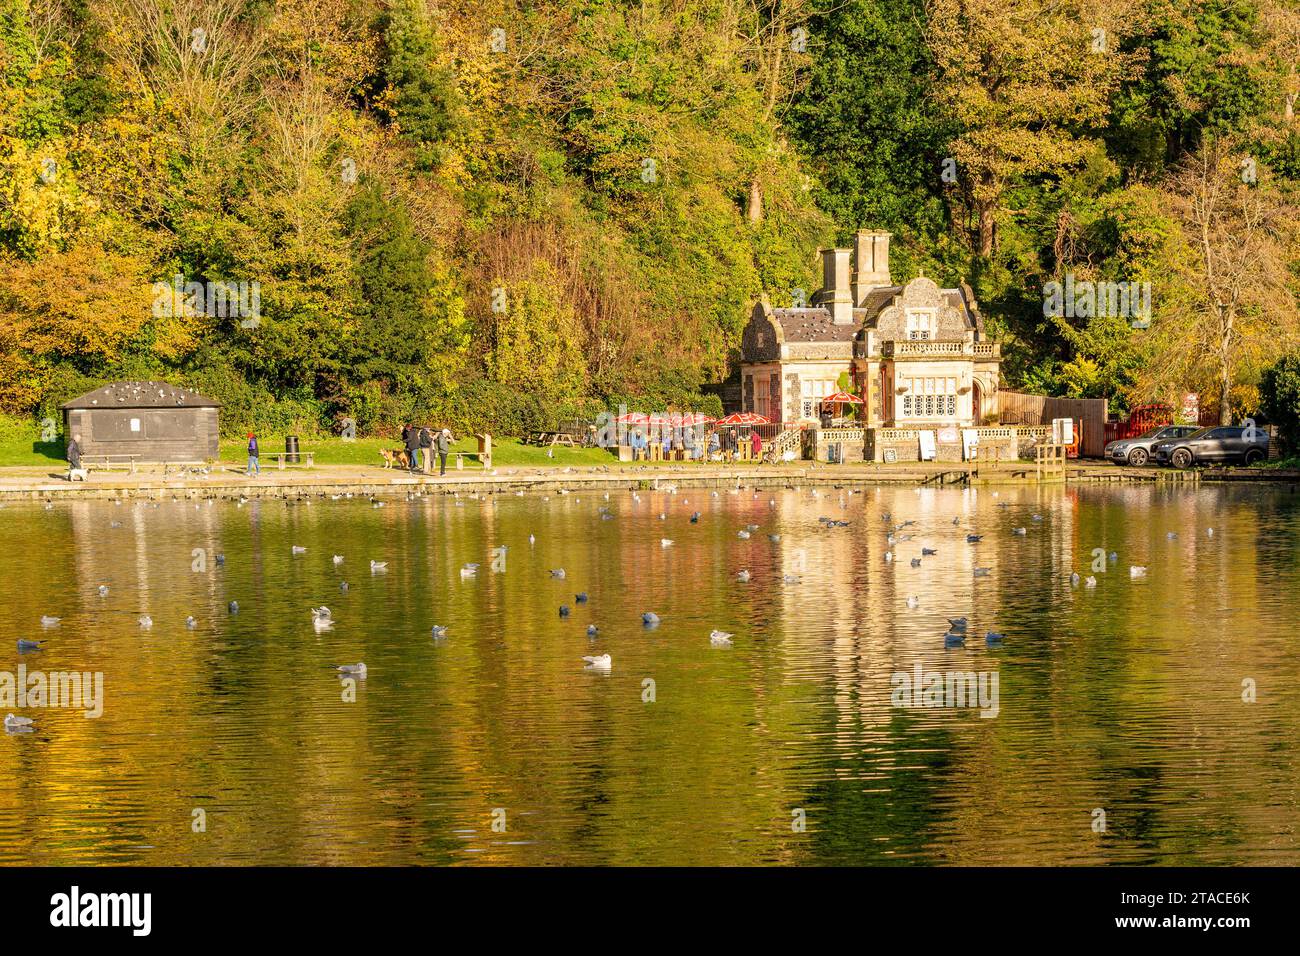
285 435 300 465
476 433 492 470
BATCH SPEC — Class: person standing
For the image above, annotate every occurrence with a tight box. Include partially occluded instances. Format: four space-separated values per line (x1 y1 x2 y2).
750 429 763 461
66 432 82 473
405 424 420 473
437 427 451 475
246 433 259 476
419 425 433 473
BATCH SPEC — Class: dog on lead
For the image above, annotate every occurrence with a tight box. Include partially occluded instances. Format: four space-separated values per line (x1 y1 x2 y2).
379 448 410 470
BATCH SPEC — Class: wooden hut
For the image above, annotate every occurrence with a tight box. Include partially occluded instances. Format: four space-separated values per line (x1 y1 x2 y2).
61 381 220 464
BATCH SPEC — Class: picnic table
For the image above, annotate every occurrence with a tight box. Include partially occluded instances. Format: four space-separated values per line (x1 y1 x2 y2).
525 431 577 448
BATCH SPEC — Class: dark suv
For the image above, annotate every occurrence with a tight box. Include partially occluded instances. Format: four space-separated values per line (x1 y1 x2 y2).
1105 425 1200 466
1151 425 1269 469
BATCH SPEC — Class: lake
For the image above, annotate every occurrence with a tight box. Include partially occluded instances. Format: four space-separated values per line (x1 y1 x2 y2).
0 482 1296 865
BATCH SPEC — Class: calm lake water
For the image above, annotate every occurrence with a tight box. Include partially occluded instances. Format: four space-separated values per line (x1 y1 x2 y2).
0 482 1296 865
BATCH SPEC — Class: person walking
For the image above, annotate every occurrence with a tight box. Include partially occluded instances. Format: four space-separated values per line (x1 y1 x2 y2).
404 423 421 473
246 433 259 476
437 428 452 475
418 425 433 474
66 432 82 476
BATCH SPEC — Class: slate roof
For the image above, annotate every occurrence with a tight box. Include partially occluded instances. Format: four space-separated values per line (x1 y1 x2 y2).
777 284 980 344
61 381 220 409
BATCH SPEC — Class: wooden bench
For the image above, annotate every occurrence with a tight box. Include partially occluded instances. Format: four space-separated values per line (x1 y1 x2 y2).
268 451 315 470
81 454 140 473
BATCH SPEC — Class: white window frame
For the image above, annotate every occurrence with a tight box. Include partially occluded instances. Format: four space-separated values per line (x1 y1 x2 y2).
906 309 937 341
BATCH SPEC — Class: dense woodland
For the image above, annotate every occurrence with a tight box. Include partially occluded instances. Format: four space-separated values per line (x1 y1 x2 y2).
3 0 1300 438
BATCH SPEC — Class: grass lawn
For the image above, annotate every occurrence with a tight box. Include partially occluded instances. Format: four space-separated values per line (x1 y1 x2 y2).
220 435 616 469
0 434 622 469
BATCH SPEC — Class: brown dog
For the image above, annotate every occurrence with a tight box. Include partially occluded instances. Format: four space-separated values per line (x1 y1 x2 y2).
379 448 410 469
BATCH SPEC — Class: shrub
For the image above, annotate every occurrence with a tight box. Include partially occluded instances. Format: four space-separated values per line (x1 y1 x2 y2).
1260 352 1300 455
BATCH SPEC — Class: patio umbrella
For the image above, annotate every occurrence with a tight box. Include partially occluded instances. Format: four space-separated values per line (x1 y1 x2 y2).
715 412 771 427
675 413 717 427
615 411 673 427
820 390 863 409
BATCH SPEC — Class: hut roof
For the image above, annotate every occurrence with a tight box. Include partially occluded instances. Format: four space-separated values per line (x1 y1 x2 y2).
61 381 220 410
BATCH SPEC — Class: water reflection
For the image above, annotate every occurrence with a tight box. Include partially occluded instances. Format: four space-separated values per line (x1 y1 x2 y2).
0 483 1296 864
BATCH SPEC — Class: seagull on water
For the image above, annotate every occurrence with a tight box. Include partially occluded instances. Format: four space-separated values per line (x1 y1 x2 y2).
906 596 920 609
737 570 751 582
40 616 60 627
583 654 612 670
292 545 307 554
333 555 344 565
336 663 367 678
550 568 566 579
1130 566 1147 578
138 615 153 628
710 630 734 647
370 560 388 572
5 714 34 731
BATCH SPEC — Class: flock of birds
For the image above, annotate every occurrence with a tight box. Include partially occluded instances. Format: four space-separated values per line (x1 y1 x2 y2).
10 481 1201 731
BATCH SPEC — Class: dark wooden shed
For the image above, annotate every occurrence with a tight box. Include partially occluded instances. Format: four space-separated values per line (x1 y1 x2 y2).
61 381 220 463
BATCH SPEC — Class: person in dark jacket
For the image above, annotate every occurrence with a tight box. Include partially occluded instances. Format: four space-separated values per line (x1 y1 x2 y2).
246 433 259 476
419 426 435 473
436 428 452 475
404 424 420 472
67 433 82 469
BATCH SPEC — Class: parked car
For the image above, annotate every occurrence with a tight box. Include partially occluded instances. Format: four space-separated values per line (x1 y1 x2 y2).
1151 425 1269 469
1104 424 1200 466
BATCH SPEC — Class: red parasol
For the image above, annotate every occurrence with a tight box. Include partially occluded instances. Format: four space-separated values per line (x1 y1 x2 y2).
821 390 863 407
716 412 771 427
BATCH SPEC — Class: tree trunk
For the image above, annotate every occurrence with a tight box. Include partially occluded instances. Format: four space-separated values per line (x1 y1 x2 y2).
747 177 763 224
977 202 994 257
1219 350 1232 426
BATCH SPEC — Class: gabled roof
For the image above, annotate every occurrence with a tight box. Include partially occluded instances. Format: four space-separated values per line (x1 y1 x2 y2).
61 381 220 410
771 308 859 343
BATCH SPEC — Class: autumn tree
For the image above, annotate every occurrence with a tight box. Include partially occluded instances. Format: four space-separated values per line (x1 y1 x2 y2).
1146 138 1300 424
924 0 1129 257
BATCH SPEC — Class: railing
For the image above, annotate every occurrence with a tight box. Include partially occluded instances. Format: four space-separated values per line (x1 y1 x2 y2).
878 341 1002 359
765 426 805 462
819 428 865 442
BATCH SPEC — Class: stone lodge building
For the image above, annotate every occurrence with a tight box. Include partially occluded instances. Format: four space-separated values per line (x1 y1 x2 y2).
739 230 1001 432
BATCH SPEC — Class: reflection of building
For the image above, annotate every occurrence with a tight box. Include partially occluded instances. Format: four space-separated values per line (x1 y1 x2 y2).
739 231 1002 427
61 381 220 462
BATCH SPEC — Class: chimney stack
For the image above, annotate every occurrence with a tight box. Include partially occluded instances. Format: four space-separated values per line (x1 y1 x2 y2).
821 247 854 325
853 230 892 304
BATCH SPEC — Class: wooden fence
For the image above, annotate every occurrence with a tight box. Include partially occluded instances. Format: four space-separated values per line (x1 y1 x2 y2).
997 391 1109 458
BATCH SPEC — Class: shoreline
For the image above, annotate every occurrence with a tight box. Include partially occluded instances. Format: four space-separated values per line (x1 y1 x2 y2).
0 459 1293 500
